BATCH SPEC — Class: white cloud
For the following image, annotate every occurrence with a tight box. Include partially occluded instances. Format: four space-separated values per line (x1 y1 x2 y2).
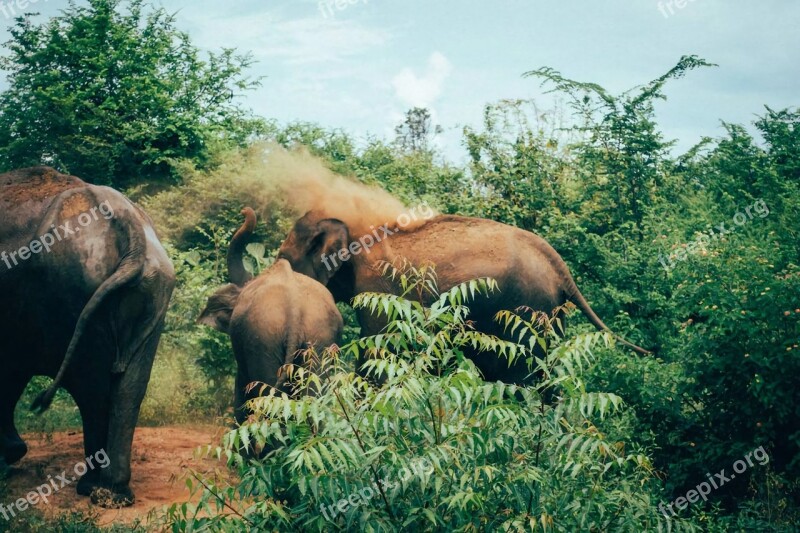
392 52 453 109
170 1 396 134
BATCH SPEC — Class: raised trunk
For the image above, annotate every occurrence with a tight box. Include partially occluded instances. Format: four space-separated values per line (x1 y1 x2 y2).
227 207 257 287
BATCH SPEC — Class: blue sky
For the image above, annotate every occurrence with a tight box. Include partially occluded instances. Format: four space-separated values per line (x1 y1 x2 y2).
1 0 798 162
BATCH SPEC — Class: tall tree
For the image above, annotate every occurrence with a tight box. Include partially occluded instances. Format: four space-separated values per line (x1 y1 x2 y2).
525 55 715 234
394 107 442 153
0 0 264 186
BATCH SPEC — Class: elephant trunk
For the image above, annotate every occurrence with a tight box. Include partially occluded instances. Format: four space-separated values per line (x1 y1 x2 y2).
228 207 257 287
562 275 653 356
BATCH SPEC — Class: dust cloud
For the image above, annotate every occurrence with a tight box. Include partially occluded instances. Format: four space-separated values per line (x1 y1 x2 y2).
141 142 436 242
248 143 435 235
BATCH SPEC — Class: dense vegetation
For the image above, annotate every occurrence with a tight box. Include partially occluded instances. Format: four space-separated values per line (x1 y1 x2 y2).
1 0 797 531
0 0 266 186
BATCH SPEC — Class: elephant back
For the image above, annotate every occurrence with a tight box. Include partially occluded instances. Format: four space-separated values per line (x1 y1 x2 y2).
0 167 85 246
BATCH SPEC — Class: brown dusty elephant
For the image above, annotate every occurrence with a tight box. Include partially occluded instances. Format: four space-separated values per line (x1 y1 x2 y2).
198 208 343 424
0 167 175 507
276 210 650 385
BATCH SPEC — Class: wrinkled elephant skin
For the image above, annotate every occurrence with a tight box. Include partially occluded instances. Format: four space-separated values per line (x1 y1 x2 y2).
0 167 175 507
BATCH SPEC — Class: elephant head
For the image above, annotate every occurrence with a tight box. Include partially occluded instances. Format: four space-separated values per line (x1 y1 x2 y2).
277 210 354 299
196 283 241 334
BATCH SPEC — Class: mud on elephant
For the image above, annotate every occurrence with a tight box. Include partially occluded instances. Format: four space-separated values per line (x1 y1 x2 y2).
0 166 175 507
199 208 343 425
276 210 650 385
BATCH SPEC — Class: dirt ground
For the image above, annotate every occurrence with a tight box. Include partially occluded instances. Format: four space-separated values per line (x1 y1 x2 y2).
2 425 229 529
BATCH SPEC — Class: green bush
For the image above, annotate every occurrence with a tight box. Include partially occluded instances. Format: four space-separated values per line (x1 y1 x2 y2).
0 510 143 533
164 267 698 532
0 0 265 186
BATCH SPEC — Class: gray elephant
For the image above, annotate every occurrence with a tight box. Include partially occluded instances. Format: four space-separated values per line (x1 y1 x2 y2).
198 208 343 424
276 210 650 385
0 166 175 507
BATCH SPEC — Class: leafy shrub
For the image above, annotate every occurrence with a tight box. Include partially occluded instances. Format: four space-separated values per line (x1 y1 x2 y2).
0 510 143 533
164 267 698 532
148 246 237 420
0 0 266 186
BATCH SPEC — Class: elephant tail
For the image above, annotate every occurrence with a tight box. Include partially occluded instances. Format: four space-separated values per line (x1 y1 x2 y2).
31 214 147 413
563 276 653 356
228 207 257 287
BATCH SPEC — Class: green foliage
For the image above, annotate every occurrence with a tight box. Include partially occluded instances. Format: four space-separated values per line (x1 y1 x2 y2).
525 55 715 231
0 0 265 186
164 268 697 532
273 121 358 167
0 510 143 533
394 107 443 154
353 141 468 214
453 57 799 528
15 377 81 434
756 107 800 183
463 99 573 230
661 224 800 498
155 245 237 417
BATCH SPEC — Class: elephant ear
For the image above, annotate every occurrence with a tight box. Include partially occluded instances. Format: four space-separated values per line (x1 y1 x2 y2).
197 283 242 333
306 219 349 285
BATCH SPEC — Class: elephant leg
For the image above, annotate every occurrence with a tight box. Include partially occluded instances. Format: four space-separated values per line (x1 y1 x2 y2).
465 316 534 386
235 346 291 457
234 367 248 426
0 373 30 465
354 310 388 386
91 329 162 508
68 378 111 497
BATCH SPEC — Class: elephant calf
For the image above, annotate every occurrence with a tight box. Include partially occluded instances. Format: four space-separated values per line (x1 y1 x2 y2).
199 208 343 424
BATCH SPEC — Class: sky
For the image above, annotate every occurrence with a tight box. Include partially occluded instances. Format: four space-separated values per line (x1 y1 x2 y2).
0 0 797 163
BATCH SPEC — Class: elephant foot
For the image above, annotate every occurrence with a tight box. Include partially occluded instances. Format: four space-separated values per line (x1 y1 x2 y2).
76 471 103 496
1 437 27 465
79 473 135 508
90 485 135 508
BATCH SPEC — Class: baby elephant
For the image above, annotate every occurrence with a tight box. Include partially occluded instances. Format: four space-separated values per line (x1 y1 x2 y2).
199 208 343 423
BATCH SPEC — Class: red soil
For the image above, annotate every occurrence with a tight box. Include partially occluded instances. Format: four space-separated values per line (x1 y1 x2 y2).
2 425 228 528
